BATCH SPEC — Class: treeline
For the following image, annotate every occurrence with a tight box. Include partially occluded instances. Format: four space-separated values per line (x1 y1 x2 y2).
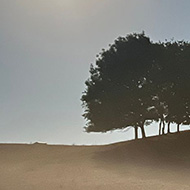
81 33 190 139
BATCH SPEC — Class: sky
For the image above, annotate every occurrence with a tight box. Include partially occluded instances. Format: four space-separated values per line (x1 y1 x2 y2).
1 0 190 145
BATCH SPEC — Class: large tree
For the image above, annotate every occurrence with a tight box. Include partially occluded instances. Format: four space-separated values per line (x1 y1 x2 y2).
82 33 164 138
81 33 190 139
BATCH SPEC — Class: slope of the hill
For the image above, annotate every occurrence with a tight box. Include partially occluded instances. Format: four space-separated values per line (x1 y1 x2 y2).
1 131 190 190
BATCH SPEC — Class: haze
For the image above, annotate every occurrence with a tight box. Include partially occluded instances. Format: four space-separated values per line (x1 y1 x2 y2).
1 0 190 144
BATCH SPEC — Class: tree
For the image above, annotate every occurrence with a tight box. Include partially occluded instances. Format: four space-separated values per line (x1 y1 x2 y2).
161 40 190 133
81 33 190 139
82 33 164 139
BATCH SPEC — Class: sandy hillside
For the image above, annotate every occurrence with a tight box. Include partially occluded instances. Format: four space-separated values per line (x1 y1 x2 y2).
1 131 190 190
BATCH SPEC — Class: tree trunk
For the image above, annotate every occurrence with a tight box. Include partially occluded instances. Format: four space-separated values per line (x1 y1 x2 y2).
159 121 162 135
167 122 171 134
177 123 180 133
162 121 165 135
140 122 146 138
134 127 138 140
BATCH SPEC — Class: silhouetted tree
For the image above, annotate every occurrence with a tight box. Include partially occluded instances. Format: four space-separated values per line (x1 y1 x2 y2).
81 33 190 140
82 33 164 139
163 40 190 133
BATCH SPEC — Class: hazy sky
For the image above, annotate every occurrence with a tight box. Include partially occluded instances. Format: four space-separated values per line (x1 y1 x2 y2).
1 0 190 145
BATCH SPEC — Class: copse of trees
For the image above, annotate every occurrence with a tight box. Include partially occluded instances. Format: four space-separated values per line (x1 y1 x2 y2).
81 33 190 139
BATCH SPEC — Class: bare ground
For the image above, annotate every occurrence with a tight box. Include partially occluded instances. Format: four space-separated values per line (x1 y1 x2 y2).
1 131 190 190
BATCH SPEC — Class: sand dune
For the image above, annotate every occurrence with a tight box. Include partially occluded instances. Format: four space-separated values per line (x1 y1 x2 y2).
1 131 190 190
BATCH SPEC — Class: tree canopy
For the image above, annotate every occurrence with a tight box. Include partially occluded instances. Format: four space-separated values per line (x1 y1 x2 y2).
81 33 190 139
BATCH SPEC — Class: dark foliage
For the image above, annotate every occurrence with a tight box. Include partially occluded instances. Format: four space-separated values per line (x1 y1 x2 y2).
81 33 190 139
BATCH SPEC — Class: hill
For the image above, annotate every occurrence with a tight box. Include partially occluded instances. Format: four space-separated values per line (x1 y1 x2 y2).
1 131 190 190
